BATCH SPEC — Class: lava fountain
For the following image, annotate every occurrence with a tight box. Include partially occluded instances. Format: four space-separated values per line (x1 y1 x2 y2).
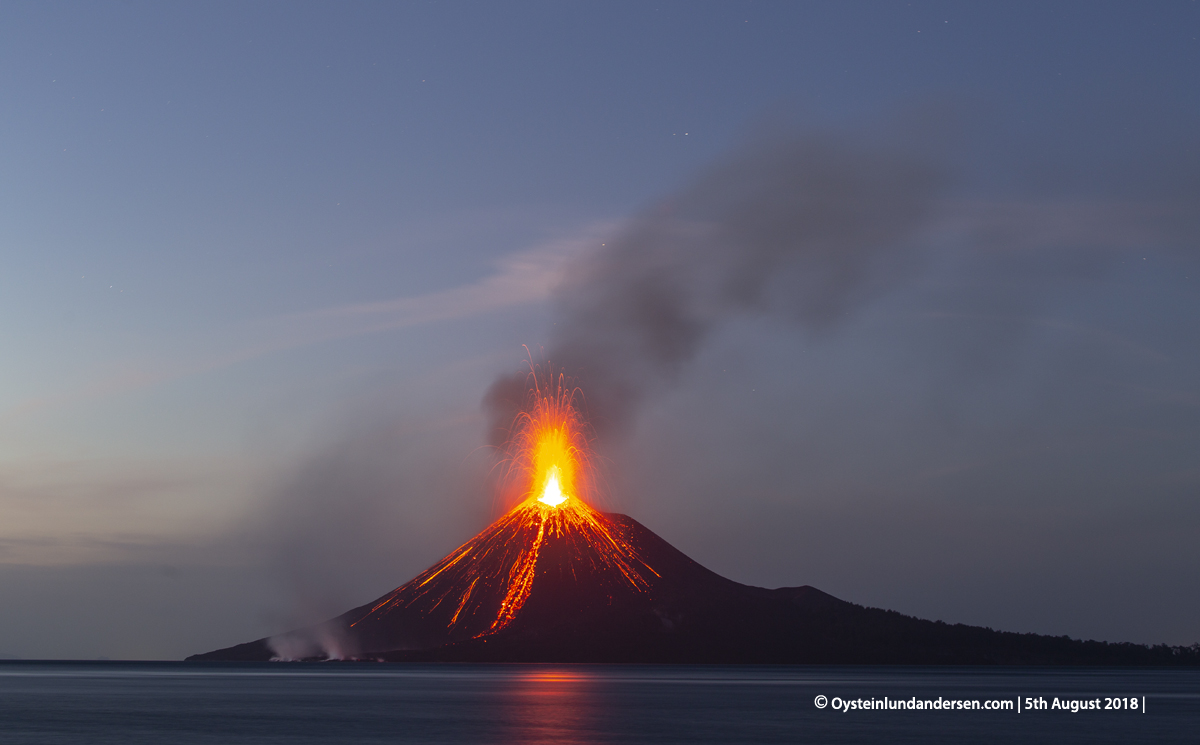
348 372 657 642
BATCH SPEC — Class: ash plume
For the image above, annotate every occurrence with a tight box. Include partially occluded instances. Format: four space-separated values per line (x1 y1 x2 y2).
485 132 944 443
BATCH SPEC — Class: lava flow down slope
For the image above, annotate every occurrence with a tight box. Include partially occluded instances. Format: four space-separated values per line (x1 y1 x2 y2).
190 377 1198 665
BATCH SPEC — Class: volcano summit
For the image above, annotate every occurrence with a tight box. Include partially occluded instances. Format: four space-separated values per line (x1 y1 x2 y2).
190 378 1197 666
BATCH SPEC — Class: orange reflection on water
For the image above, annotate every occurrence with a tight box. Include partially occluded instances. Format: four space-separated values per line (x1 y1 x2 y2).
500 667 602 744
521 670 590 684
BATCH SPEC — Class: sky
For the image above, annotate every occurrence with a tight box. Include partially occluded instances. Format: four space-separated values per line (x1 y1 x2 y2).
1 1 1198 660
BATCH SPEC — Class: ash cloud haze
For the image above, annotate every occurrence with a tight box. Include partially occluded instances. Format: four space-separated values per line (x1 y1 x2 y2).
486 120 1199 448
486 132 946 444
255 413 490 637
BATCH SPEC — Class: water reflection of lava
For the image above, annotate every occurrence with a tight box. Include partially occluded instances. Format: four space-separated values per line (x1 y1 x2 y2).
499 667 602 744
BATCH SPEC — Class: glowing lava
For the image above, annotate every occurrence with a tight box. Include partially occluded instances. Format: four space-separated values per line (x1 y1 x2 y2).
514 371 585 510
349 370 657 640
538 467 567 507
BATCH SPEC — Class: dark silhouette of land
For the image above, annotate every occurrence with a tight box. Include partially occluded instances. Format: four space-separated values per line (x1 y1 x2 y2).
189 512 1199 665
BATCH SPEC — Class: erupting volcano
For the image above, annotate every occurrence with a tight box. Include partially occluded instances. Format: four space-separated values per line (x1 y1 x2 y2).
343 376 658 650
190 374 1198 666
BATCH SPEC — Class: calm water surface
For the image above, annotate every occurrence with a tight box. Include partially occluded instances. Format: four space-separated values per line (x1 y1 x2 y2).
1 662 1196 744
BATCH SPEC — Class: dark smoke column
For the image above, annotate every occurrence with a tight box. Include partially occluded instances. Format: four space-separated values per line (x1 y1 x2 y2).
486 133 944 445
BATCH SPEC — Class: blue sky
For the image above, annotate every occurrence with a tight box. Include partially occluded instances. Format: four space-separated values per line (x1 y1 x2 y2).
1 1 1198 659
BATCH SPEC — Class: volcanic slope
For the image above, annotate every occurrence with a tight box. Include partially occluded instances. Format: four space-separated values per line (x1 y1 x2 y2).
189 502 1196 665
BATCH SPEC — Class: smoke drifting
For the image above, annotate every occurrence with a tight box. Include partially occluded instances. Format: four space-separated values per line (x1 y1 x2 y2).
255 414 490 654
485 133 944 442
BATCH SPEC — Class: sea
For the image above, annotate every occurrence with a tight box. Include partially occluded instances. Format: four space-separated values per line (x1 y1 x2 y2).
0 662 1196 744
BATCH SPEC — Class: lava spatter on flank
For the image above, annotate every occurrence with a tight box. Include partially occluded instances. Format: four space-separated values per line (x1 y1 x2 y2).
348 495 657 647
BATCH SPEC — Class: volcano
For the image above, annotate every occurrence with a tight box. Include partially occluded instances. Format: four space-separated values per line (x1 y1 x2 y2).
189 377 1197 665
190 502 1195 665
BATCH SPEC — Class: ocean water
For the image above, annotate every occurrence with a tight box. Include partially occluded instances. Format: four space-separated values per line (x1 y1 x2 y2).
0 662 1196 744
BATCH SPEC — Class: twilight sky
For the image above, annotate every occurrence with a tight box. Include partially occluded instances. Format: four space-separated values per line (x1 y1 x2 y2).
1 1 1198 659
